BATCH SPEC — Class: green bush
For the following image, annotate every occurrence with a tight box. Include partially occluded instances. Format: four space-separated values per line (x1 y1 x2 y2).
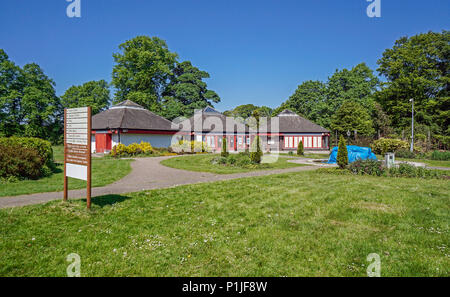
0 137 53 167
297 140 304 156
337 136 348 169
388 163 444 179
221 137 229 157
0 143 45 180
171 140 209 154
395 149 416 159
371 138 409 155
430 150 450 161
348 159 384 176
250 136 262 164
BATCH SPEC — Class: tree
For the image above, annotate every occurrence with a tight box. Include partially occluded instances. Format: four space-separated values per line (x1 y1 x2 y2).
161 61 220 120
221 137 229 157
376 31 449 138
331 101 375 136
337 136 348 168
0 49 23 136
61 80 110 115
274 80 327 122
297 140 304 156
112 36 178 112
250 110 262 163
373 102 392 137
0 49 62 142
224 104 273 119
20 63 61 140
274 63 379 129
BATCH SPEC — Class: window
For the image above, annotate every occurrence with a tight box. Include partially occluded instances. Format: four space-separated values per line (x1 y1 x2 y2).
313 136 317 148
317 137 322 148
289 137 293 148
284 137 289 148
238 136 243 145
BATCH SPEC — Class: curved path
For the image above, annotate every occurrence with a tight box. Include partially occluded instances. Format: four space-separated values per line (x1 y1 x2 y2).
0 156 318 209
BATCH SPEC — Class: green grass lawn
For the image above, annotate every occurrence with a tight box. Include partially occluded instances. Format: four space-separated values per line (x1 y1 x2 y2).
0 170 448 276
160 154 307 174
0 159 133 197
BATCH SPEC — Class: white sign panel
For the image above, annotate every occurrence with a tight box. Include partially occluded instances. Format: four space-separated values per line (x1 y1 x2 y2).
66 163 88 181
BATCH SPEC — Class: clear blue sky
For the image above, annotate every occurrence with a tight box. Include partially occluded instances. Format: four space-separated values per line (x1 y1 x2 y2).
1 0 449 111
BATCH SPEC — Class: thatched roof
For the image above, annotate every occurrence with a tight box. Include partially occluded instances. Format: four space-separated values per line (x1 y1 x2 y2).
92 100 174 131
275 110 329 133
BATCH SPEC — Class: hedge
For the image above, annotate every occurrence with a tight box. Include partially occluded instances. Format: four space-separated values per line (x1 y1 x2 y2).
0 137 53 167
0 143 46 180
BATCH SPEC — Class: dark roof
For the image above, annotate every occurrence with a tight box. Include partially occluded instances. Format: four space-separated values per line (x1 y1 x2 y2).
92 100 174 131
175 107 248 133
274 109 330 133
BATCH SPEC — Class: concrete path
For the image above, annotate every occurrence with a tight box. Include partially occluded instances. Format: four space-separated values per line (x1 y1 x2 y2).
0 156 318 209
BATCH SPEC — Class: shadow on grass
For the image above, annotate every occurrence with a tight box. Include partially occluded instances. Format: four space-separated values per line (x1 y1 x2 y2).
79 194 132 208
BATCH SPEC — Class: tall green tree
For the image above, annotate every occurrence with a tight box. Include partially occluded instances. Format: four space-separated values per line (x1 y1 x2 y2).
112 36 178 112
376 31 449 138
0 49 62 141
0 49 23 136
20 63 61 140
61 80 110 114
331 101 375 136
274 63 379 129
273 80 327 124
161 61 220 120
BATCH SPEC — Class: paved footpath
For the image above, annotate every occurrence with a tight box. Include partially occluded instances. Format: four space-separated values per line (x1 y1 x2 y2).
0 156 318 209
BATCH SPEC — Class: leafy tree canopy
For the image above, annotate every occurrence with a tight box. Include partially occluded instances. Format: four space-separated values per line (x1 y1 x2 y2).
376 30 449 136
224 104 272 119
274 63 379 129
112 36 178 111
331 101 375 136
161 61 220 120
61 80 110 115
0 49 61 141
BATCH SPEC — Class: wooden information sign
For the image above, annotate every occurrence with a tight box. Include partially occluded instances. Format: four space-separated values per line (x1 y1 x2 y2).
64 107 92 209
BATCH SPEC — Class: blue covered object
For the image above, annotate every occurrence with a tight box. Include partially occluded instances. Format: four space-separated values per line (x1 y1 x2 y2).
327 145 377 164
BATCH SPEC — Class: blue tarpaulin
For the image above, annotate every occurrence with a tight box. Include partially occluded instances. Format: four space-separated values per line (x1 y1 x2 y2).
327 146 377 164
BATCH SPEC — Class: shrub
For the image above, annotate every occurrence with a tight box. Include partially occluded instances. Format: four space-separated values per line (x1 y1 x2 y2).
395 149 416 159
0 137 53 167
250 136 262 164
111 143 128 157
126 143 142 155
0 144 45 179
139 141 153 154
348 159 384 176
337 136 348 169
371 138 409 155
297 140 304 156
170 140 209 154
430 150 450 161
221 137 229 157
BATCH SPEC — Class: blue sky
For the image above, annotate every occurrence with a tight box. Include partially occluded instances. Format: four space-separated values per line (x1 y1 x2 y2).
0 0 449 111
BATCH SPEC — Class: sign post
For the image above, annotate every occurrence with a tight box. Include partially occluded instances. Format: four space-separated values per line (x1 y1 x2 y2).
64 107 92 209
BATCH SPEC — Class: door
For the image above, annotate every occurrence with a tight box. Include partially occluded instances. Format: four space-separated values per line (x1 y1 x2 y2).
95 133 111 153
95 134 106 153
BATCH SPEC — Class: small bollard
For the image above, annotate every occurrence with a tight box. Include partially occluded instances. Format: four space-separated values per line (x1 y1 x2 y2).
385 152 395 168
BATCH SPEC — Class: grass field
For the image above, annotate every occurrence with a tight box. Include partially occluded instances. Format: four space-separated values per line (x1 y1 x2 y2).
0 170 448 276
0 159 133 197
160 154 306 174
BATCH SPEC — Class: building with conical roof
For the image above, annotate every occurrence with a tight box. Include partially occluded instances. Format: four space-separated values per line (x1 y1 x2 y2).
91 100 178 153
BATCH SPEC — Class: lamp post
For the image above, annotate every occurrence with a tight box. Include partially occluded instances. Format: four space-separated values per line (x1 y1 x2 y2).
409 98 414 152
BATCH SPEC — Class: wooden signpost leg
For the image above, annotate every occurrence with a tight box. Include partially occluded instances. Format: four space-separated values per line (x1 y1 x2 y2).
63 109 68 202
87 107 92 210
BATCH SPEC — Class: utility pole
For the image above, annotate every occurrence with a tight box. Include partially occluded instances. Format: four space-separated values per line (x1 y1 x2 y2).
410 98 414 152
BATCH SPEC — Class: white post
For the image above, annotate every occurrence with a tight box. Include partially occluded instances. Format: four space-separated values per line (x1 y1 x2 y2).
410 99 414 152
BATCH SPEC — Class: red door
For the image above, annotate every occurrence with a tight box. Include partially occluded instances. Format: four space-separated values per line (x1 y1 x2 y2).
95 134 112 153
